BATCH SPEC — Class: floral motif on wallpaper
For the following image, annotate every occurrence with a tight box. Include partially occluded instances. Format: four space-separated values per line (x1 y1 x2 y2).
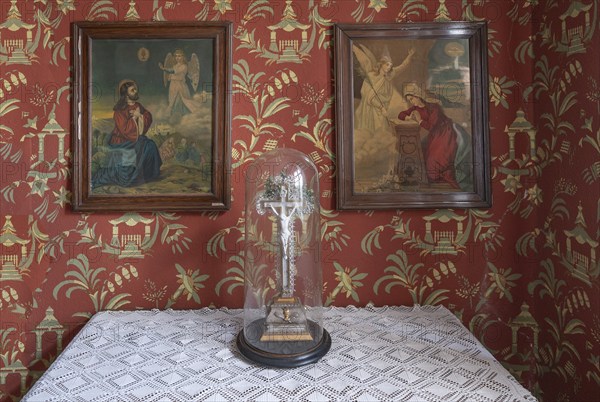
0 0 598 401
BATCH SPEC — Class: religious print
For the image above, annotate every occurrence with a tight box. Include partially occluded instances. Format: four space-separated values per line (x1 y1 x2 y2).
352 39 473 193
72 22 232 211
335 22 491 209
90 40 212 194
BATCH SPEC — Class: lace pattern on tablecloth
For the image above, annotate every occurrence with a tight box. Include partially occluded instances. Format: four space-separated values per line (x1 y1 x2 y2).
23 305 537 402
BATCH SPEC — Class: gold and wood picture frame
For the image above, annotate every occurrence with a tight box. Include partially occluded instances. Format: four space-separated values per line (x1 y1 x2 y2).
335 22 491 209
72 22 232 211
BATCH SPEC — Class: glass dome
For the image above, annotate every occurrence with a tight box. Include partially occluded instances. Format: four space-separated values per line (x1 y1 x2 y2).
237 149 330 367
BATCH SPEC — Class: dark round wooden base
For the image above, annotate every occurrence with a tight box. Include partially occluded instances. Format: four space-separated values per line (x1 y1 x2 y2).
236 321 331 368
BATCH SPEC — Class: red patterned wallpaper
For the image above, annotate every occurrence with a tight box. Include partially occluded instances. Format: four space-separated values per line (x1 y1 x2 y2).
0 1 598 400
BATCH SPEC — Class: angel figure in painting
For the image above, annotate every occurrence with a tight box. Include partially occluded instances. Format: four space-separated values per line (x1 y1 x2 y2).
158 49 200 118
353 44 415 135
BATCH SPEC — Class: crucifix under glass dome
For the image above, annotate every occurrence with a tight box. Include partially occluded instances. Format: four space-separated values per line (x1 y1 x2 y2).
237 148 330 368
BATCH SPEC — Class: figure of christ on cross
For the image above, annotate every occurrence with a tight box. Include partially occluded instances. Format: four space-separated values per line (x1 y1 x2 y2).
258 180 313 298
261 185 302 297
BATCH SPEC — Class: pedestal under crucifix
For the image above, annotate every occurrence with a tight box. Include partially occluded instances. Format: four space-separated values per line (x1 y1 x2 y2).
256 173 315 341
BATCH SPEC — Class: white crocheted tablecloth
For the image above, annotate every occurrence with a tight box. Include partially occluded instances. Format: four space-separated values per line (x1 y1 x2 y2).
23 305 536 402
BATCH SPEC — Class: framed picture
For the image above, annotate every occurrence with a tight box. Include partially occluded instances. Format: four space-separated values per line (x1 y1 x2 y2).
72 22 232 211
335 22 491 209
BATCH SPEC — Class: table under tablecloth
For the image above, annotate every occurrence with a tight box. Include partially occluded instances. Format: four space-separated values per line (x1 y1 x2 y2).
23 305 536 402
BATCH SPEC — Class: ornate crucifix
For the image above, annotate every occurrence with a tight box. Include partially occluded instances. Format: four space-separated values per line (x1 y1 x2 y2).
256 173 315 342
257 173 314 297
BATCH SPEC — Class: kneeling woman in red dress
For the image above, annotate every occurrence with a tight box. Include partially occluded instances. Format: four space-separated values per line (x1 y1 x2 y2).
397 86 472 191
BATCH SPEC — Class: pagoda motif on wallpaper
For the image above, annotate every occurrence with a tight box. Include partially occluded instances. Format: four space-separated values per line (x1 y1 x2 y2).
0 215 48 319
0 357 27 397
504 109 537 162
45 212 194 262
30 109 67 168
508 302 540 359
0 216 35 282
563 203 598 285
556 1 596 55
0 0 82 68
125 0 141 21
1 306 65 396
33 307 64 360
235 0 331 65
501 302 540 381
422 211 466 255
109 214 154 259
267 0 310 63
496 109 557 218
362 208 503 264
0 0 35 65
0 220 33 397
